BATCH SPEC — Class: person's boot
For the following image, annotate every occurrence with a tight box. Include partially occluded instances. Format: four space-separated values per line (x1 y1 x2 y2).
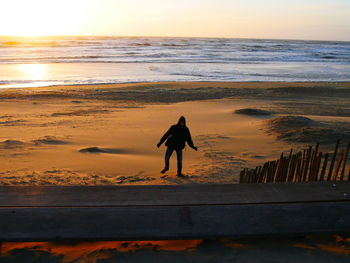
177 169 184 177
161 167 169 174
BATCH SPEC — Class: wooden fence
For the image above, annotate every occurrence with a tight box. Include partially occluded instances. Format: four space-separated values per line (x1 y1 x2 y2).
240 140 350 184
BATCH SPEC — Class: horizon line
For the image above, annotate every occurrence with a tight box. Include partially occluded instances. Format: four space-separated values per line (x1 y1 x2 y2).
0 34 349 43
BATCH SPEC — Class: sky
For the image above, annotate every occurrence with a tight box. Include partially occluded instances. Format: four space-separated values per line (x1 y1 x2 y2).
1 0 349 41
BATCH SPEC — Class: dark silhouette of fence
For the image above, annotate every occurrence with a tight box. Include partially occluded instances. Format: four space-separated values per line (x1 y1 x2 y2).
240 140 350 184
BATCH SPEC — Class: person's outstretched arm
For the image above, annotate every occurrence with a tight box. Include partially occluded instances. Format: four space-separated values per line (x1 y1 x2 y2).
157 127 172 148
186 128 198 151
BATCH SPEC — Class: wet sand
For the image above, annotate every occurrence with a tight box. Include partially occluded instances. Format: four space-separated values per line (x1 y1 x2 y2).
1 81 350 185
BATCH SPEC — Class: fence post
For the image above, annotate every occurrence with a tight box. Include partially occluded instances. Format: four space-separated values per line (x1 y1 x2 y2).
340 141 350 181
328 140 340 181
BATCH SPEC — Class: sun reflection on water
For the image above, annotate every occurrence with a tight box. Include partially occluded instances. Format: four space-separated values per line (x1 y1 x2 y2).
18 64 47 80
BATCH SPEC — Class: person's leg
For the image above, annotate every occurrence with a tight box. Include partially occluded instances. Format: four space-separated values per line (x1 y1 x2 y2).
161 147 173 173
176 149 183 176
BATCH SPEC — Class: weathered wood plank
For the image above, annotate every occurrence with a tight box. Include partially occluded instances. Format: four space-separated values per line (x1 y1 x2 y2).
0 182 350 207
1 202 350 241
1 183 350 241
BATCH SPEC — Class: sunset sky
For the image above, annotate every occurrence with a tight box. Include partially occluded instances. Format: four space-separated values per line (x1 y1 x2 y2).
1 0 349 40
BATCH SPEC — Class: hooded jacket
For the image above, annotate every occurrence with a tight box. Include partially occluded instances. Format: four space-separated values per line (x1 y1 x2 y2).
158 116 196 150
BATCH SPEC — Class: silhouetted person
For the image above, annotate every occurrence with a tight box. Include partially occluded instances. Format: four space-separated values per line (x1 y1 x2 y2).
157 116 198 177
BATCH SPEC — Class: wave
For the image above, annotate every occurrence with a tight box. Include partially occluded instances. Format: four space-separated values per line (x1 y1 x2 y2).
0 37 349 86
133 42 152 46
1 58 349 64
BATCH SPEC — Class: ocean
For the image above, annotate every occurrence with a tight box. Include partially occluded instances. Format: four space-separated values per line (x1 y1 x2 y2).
0 36 349 88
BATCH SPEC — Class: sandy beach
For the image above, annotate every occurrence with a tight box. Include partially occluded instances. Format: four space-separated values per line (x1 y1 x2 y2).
1 81 350 185
1 1 350 262
2 235 350 263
